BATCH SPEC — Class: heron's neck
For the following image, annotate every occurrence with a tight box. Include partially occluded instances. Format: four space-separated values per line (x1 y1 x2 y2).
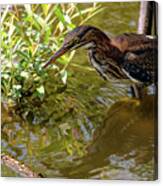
86 40 123 64
79 28 123 62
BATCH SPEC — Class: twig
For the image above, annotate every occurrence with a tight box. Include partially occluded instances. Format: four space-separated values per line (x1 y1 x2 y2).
1 154 43 178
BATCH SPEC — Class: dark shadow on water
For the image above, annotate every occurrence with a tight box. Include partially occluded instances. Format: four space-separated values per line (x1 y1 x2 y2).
59 95 157 180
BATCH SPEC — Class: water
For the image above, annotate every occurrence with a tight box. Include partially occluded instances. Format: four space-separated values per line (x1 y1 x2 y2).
1 2 157 180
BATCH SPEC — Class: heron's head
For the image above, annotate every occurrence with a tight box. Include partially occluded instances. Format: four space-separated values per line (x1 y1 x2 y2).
43 25 102 68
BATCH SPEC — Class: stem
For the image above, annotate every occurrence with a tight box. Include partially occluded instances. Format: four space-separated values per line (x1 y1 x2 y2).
138 1 153 34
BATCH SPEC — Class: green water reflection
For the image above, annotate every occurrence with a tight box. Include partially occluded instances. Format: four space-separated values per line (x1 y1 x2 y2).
1 2 157 180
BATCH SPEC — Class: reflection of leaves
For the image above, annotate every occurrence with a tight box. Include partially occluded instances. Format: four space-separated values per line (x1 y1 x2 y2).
41 140 65 153
59 123 71 136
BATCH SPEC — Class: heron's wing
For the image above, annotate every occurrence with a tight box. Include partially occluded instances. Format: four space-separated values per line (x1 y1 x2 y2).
111 33 157 53
122 49 157 84
111 33 157 84
122 62 153 83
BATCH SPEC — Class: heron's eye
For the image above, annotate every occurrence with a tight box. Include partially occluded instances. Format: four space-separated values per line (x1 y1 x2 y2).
64 37 80 49
74 37 80 43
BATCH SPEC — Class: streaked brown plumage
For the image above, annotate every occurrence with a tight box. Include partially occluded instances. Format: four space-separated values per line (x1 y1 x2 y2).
44 25 157 85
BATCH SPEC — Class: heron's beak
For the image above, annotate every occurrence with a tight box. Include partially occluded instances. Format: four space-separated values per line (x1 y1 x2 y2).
43 46 69 68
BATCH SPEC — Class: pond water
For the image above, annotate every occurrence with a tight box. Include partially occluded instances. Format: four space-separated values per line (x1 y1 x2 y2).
1 2 157 180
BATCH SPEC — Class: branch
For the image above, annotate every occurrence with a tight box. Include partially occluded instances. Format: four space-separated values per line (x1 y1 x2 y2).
1 154 43 178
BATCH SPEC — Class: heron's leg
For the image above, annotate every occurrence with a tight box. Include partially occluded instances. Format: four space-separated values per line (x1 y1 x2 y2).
130 84 146 99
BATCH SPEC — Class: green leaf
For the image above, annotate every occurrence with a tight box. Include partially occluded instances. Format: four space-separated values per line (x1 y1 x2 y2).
36 85 45 96
13 84 22 90
60 70 67 84
41 4 50 16
33 13 45 28
1 72 10 80
12 85 22 98
20 71 29 79
24 4 33 17
54 5 66 24
16 50 30 60
1 5 10 23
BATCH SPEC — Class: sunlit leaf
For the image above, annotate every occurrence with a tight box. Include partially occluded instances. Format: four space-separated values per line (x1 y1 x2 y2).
60 70 67 84
33 13 45 28
36 85 45 96
20 71 29 79
54 5 66 24
1 5 10 23
13 84 22 90
41 4 50 16
24 4 33 17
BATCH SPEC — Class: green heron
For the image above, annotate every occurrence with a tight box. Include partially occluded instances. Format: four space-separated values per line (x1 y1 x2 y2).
44 25 157 96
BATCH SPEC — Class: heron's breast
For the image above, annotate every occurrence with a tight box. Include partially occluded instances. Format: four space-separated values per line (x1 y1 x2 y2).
88 50 127 81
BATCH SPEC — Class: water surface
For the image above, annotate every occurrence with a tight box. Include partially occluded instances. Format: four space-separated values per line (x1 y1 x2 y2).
1 2 157 180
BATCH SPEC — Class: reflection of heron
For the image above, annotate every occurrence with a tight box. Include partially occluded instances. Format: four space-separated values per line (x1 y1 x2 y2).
60 96 157 180
44 25 157 97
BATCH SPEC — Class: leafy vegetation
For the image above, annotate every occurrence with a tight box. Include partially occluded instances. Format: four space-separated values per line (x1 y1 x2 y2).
1 4 102 105
1 3 105 159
